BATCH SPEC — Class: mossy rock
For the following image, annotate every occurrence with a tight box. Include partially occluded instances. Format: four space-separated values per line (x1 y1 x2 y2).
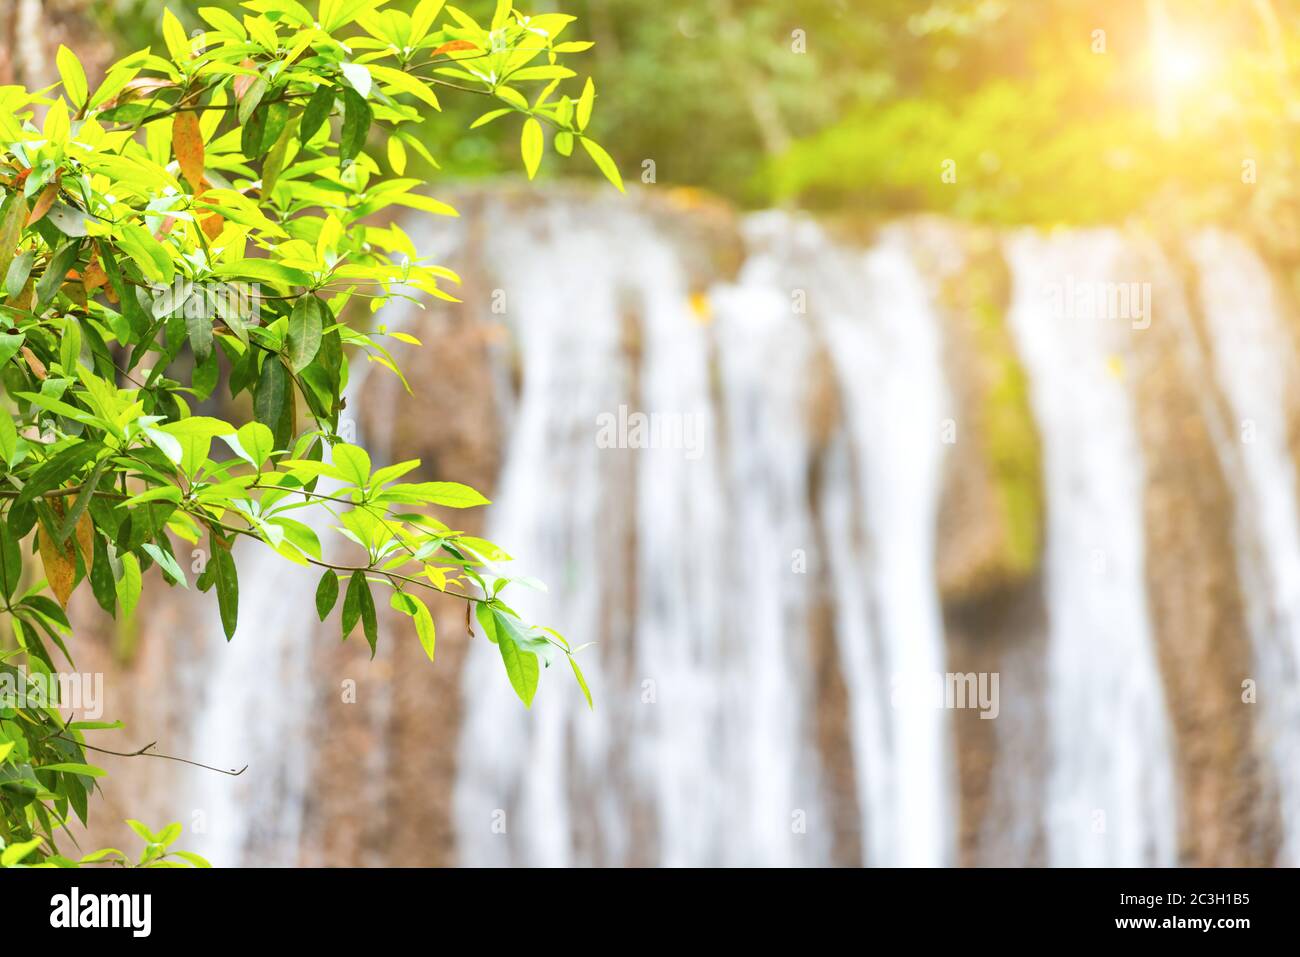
934 230 1044 605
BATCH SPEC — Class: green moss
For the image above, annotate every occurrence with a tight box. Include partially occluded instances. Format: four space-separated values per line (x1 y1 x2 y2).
966 253 1044 588
977 298 1043 577
929 232 1045 600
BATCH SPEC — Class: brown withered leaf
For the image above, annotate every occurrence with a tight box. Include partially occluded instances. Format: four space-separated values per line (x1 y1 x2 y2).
27 182 59 226
233 59 257 99
21 345 46 380
75 511 94 572
80 252 108 293
195 177 225 241
114 77 175 106
38 522 77 609
432 40 477 57
200 211 225 241
172 111 205 189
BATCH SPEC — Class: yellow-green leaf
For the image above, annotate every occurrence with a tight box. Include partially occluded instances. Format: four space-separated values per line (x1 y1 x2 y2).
576 76 595 130
580 137 623 192
56 46 88 107
521 117 543 180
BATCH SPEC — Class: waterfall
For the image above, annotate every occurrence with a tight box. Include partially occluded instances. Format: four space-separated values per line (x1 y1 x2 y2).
1003 230 1177 866
150 196 1300 866
454 204 952 866
179 519 317 866
1188 230 1300 865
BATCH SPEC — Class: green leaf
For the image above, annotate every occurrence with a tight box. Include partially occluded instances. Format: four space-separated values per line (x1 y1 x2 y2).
497 623 539 707
56 46 88 107
359 575 378 658
391 591 435 662
242 100 289 157
342 569 362 637
161 7 191 61
0 522 21 601
213 259 311 288
115 552 142 617
141 542 187 588
253 356 288 436
576 76 595 130
59 319 81 373
286 296 324 372
415 481 489 507
340 62 372 99
97 243 149 338
387 135 406 174
171 850 212 868
0 192 29 294
339 88 373 169
225 421 276 469
35 241 81 313
331 443 371 487
38 762 105 778
56 455 108 543
16 440 103 506
315 569 339 620
119 224 173 284
413 598 435 662
143 425 184 465
90 532 116 615
262 114 300 198
0 416 15 472
184 309 213 363
568 656 593 710
494 86 529 110
1 837 42 867
0 332 24 373
580 137 624 193
342 569 376 655
521 117 543 180
470 108 511 129
125 819 156 843
159 416 230 478
68 719 124 731
299 84 336 144
492 0 512 31
199 6 247 39
213 544 239 640
238 75 269 127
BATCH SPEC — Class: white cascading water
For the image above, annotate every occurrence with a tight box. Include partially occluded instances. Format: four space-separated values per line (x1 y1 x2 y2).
454 203 952 866
168 199 1300 866
1003 230 1177 866
824 232 953 868
739 214 953 866
179 515 317 866
1188 230 1300 866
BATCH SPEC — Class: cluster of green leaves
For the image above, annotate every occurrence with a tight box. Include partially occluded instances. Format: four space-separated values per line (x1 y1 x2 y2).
0 658 209 867
0 803 211 868
1 0 604 866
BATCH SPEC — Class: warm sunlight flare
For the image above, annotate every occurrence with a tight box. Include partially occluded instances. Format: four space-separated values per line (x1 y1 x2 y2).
1153 35 1217 95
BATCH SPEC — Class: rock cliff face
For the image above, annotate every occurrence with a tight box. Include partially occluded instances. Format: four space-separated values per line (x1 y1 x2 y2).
71 188 1299 866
